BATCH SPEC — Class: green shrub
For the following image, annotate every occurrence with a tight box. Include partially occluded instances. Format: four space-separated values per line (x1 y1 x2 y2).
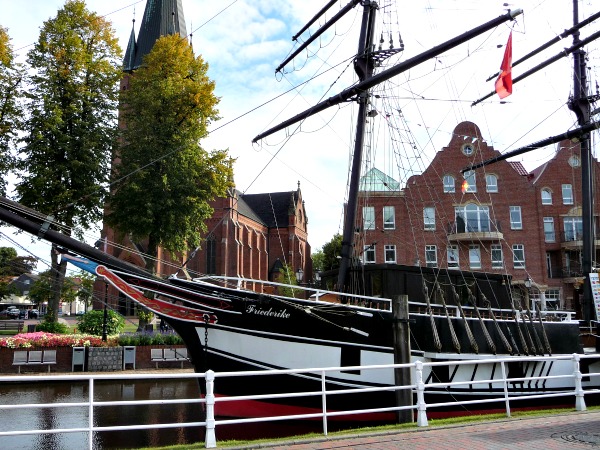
77 310 125 336
36 319 69 334
115 331 184 346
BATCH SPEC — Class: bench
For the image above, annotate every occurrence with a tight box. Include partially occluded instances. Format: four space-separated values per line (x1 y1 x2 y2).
13 349 57 373
150 348 188 368
0 320 24 333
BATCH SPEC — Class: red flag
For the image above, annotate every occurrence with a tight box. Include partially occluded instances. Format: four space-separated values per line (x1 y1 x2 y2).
495 32 513 99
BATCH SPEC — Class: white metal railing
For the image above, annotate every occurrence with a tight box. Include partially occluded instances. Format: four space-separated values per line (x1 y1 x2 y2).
0 354 598 449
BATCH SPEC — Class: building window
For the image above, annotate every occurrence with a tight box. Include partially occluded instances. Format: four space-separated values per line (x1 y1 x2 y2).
424 207 435 230
206 234 217 274
364 244 376 263
563 217 583 241
383 206 395 230
384 245 396 263
425 245 437 268
455 204 490 233
485 174 498 193
462 170 476 193
443 175 455 193
513 244 525 268
510 206 522 230
447 245 459 269
491 244 503 269
363 206 375 230
469 245 481 269
543 217 555 242
562 184 573 204
541 188 552 205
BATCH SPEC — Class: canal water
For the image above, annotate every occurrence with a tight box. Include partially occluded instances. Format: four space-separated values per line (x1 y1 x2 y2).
0 379 339 449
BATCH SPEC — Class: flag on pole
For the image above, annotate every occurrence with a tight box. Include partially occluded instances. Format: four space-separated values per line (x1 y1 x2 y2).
495 31 513 99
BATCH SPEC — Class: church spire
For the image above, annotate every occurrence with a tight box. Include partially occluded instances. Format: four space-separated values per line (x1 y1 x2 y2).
127 0 188 71
123 17 137 72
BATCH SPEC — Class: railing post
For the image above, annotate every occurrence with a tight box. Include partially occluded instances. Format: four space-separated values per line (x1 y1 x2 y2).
500 361 511 417
205 370 217 448
89 378 94 450
415 360 428 427
572 354 587 411
321 370 328 436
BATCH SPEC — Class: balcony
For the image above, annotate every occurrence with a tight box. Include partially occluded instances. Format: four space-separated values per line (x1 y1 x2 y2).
446 220 503 242
560 231 600 249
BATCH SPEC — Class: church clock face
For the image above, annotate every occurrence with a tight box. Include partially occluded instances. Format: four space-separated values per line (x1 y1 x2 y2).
462 144 474 156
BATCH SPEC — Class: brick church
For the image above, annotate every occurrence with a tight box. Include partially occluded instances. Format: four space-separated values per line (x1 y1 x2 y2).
99 0 312 314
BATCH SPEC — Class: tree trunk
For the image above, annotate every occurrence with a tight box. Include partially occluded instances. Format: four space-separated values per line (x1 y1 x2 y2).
48 244 67 323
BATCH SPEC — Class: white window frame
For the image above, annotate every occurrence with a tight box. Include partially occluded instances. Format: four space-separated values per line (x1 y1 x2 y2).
563 216 583 241
455 204 490 232
543 217 555 242
383 206 395 230
363 206 375 230
469 245 481 269
425 245 437 268
363 244 376 264
485 174 498 193
447 245 459 269
562 184 573 205
423 206 436 231
541 189 552 205
443 175 455 193
510 206 522 230
384 244 396 263
491 244 503 269
513 244 525 269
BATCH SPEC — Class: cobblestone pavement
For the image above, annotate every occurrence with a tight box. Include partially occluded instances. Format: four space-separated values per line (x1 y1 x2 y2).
238 410 600 450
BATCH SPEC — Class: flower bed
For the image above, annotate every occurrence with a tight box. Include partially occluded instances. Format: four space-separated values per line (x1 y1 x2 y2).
0 332 118 349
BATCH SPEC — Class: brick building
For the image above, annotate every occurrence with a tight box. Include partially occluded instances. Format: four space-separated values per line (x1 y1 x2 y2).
185 184 312 286
355 121 599 317
98 0 312 314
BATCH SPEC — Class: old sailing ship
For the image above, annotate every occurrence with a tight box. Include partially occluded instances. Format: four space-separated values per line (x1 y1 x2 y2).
1 1 600 422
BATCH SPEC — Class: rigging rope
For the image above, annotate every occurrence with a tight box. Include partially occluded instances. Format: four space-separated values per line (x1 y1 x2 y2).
482 294 513 354
451 285 478 354
435 282 461 353
423 280 442 352
468 289 496 354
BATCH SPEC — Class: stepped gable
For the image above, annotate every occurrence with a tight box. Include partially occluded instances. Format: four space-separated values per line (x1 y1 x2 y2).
123 0 188 71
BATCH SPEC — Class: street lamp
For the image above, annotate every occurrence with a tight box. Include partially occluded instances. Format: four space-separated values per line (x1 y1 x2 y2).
295 268 304 283
524 275 532 289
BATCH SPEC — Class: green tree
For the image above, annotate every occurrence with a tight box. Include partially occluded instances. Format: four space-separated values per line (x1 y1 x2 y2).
15 1 122 323
105 34 233 328
0 247 37 277
322 234 342 271
106 34 233 272
77 309 124 336
61 271 95 311
0 25 21 196
28 270 54 308
312 249 324 272
276 264 300 298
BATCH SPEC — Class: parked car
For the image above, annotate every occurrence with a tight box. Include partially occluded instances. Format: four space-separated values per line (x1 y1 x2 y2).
7 309 20 318
29 309 39 319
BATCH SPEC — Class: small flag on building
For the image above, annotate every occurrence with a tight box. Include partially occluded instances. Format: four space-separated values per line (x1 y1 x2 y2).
495 31 513 99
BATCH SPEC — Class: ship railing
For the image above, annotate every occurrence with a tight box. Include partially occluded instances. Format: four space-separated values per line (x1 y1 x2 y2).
408 300 576 322
1 354 598 449
193 275 393 311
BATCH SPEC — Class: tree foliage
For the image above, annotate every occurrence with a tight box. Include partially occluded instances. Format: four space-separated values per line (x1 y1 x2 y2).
106 34 234 275
322 234 342 271
77 309 125 336
15 0 122 322
0 247 37 277
275 264 300 298
0 25 21 196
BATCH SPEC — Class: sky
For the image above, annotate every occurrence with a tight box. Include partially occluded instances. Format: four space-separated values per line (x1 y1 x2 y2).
0 0 599 273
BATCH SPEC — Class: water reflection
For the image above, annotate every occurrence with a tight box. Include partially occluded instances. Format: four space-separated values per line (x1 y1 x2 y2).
0 379 204 450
